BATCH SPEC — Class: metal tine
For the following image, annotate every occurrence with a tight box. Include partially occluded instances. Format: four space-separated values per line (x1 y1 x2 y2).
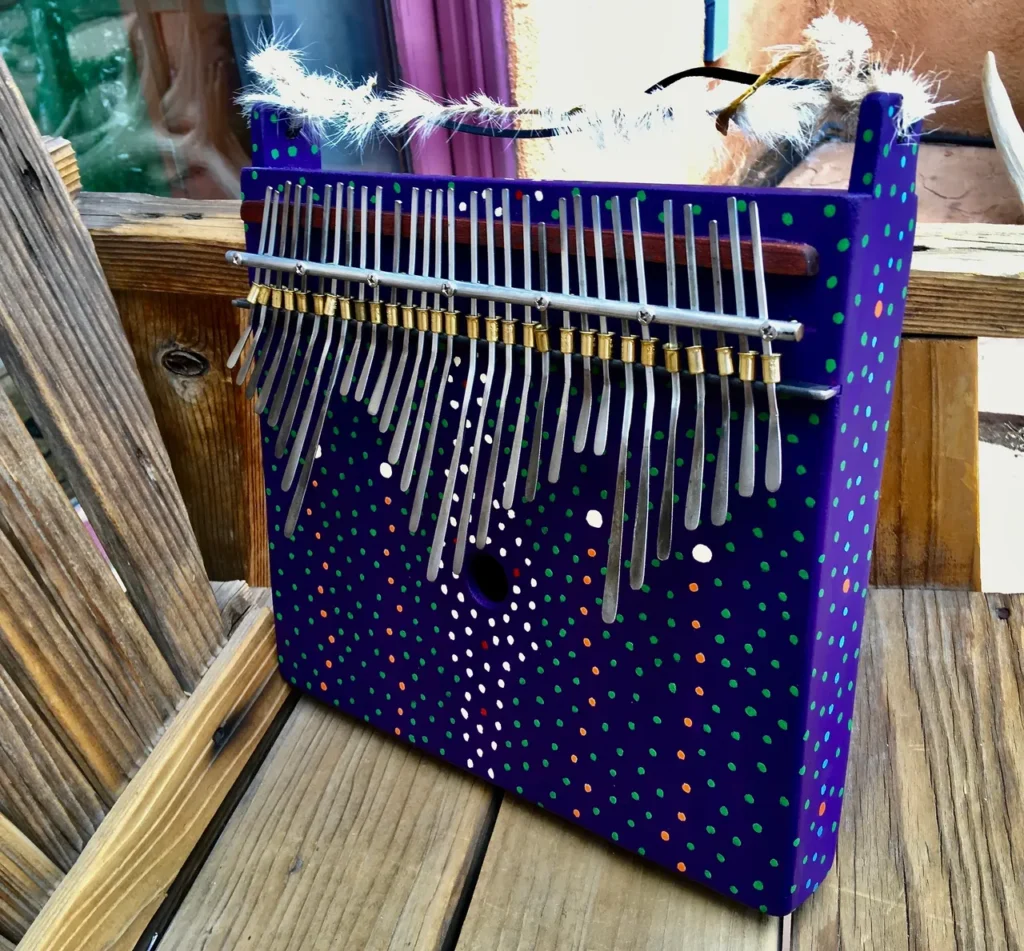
388 186 432 464
235 189 279 383
749 201 782 492
410 188 457 533
628 196 656 591
591 194 611 455
572 192 592 453
228 185 273 368
429 189 478 580
656 199 681 561
683 203 706 531
282 182 346 492
524 221 549 503
728 197 756 498
368 198 402 415
601 194 635 625
548 196 572 483
476 186 514 547
709 219 732 526
340 184 369 396
266 184 313 423
453 189 491 575
244 180 291 398
401 188 444 494
356 185 384 401
379 188 419 433
276 184 330 456
502 192 532 510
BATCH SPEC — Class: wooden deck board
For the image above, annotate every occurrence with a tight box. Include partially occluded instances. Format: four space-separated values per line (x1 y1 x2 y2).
159 697 498 951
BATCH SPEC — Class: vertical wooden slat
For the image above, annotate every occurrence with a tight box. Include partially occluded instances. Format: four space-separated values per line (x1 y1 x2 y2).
0 813 62 943
873 336 981 589
116 290 269 587
0 56 222 688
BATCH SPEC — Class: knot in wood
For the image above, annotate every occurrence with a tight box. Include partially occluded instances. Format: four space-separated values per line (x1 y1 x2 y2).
162 348 209 378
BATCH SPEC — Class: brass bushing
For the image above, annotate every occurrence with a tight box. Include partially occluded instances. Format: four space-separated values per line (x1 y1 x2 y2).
580 329 596 358
368 301 383 324
640 337 658 368
256 284 272 306
738 350 757 382
430 309 445 334
401 304 416 329
560 327 575 354
466 315 481 339
353 300 368 322
522 322 536 348
597 332 614 361
324 294 338 317
385 302 399 327
761 352 782 384
534 326 551 353
686 345 705 375
246 282 262 305
339 297 353 321
620 334 638 364
716 346 735 377
283 289 296 312
271 287 283 309
664 343 682 373
416 308 431 332
501 319 517 345
445 311 459 336
295 291 309 314
484 317 501 342
312 293 325 316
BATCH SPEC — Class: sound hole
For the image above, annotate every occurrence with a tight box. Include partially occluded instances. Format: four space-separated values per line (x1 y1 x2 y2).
467 552 509 606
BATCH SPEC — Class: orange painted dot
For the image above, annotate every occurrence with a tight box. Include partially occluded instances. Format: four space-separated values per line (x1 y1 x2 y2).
386 627 393 635
584 783 592 793
660 830 670 842
695 652 705 663
688 582 698 592
573 808 581 818
328 635 335 644
388 655 395 663
315 532 321 540
695 686 704 696
388 524 396 533
682 782 692 793
588 697 596 707
579 727 587 736
676 749 685 760
394 727 401 735
571 754 578 763
683 717 693 728
320 610 327 618
396 605 403 613
322 562 329 570
397 707 404 716
587 548 596 557
583 575 592 585
843 579 851 593
398 682 406 691
874 299 883 317
676 861 687 873
580 606 588 616
319 681 327 691
312 480 318 488
691 620 701 630
818 801 826 817
306 508 312 516
388 577 395 585
384 496 392 505
317 585 324 594
326 660 332 669
583 637 592 647
677 811 686 822
591 666 599 675
383 548 390 557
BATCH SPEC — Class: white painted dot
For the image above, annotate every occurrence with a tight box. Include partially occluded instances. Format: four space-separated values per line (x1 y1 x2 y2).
488 617 496 627
495 206 503 217
379 461 393 478
586 509 603 528
463 732 470 741
464 626 472 636
450 399 460 410
470 609 478 619
534 189 544 201
512 584 521 595
451 609 459 619
466 758 474 768
477 683 486 693
460 708 468 719
453 355 462 366
491 740 498 750
487 767 494 779
476 724 484 733
502 661 511 671
497 678 505 688
692 543 713 563
464 691 472 702
500 547 507 557
523 621 531 632
457 591 465 602
459 201 467 211
441 584 448 595
496 698 504 709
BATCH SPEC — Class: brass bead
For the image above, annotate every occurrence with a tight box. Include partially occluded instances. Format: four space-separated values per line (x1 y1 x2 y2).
501 319 517 345
401 304 416 329
353 300 368 322
620 334 637 364
761 352 782 384
339 297 353 321
597 332 614 361
522 322 536 348
312 293 325 316
445 311 459 336
640 337 658 368
534 326 550 353
484 317 501 342
256 284 272 306
716 346 735 377
271 287 283 309
580 329 596 358
368 301 383 324
417 308 431 332
324 294 338 317
738 350 757 382
686 345 705 375
283 289 296 312
385 302 399 327
664 343 682 373
560 327 575 354
295 291 309 314
246 282 262 304
466 315 481 339
430 309 444 334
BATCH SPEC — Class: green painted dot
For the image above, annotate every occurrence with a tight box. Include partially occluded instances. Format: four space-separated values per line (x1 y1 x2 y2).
837 238 850 253
862 172 873 185
863 129 874 142
825 358 837 373
826 276 838 289
287 145 298 158
637 189 647 201
832 312 845 325
310 144 319 155
551 208 560 220
781 212 793 226
823 203 836 218
270 148 279 160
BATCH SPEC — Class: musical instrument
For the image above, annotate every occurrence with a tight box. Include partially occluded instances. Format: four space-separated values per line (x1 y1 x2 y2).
226 91 919 914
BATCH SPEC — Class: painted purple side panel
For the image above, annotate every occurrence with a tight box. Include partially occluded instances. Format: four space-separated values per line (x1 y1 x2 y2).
241 93 919 915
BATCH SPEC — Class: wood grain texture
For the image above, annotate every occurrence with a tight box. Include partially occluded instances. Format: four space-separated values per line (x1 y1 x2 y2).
0 387 182 741
18 597 290 951
0 812 62 942
873 337 981 589
41 136 80 199
159 698 498 951
117 289 269 586
0 59 222 688
80 195 1024 338
791 590 1024 950
458 797 778 950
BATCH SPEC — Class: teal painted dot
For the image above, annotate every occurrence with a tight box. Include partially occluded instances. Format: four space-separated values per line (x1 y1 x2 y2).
823 203 836 218
861 234 870 248
310 144 320 155
270 148 280 160
826 276 838 289
863 128 874 142
837 238 850 253
781 212 794 226
270 112 278 123
250 170 258 180
874 184 882 198
825 358 837 373
287 145 298 158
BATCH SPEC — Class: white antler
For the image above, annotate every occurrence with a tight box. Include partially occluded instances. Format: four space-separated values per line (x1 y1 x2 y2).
983 51 1024 210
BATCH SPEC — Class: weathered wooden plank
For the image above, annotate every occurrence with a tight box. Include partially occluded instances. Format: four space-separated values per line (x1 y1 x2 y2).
0 387 182 742
117 289 269 587
159 698 498 951
791 590 1024 950
0 933 14 950
18 596 290 951
458 796 778 950
0 813 62 942
0 59 222 688
873 337 981 589
78 195 1024 339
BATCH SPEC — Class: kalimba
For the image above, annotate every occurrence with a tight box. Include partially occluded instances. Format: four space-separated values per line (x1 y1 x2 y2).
226 91 919 915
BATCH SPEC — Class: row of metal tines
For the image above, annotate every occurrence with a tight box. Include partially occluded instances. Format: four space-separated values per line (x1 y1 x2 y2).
228 181 785 623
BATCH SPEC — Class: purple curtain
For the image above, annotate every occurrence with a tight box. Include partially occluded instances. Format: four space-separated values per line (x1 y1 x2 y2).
390 0 516 179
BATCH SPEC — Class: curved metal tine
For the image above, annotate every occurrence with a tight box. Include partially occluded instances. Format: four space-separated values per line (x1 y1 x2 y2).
428 189 477 580
601 195 634 624
709 219 732 526
728 197 755 498
379 188 418 433
283 312 346 538
456 188 499 569
411 188 457 533
267 185 314 424
749 201 782 492
246 181 293 401
255 183 303 413
368 198 402 415
628 197 655 591
402 188 444 495
277 184 331 457
340 185 369 397
282 182 345 491
502 192 533 510
572 192 592 453
548 196 572 484
476 187 514 546
591 194 611 455
356 185 384 401
683 203 706 531
388 187 432 464
656 198 680 560
228 185 273 368
524 221 549 503
239 185 284 388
